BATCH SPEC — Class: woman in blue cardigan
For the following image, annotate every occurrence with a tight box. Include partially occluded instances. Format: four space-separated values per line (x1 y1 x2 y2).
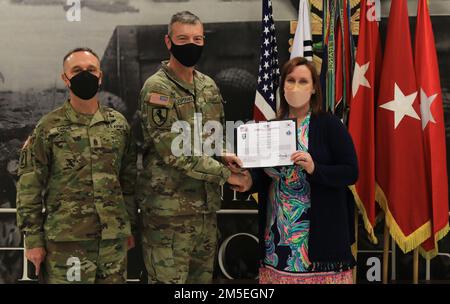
247 57 358 284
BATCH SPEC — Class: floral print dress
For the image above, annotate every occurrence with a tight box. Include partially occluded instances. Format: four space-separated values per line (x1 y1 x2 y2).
260 113 353 284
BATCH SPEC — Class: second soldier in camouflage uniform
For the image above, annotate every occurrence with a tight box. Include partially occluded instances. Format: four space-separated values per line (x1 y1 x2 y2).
137 11 250 284
16 48 137 284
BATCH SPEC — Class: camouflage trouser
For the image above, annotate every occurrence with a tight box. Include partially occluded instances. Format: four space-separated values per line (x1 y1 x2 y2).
42 238 127 284
142 213 218 284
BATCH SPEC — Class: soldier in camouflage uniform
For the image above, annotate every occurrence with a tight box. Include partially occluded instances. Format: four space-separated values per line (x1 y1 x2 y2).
137 11 252 284
16 48 137 284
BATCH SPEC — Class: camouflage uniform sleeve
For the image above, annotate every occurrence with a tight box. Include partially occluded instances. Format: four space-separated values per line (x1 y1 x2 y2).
139 81 232 186
16 125 50 249
215 84 232 159
120 125 138 234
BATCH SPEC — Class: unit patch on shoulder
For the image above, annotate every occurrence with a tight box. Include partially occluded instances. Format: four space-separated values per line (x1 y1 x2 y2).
152 108 168 127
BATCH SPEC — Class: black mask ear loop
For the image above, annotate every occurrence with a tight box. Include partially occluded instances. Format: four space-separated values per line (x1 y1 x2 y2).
168 36 175 51
64 72 71 83
64 73 72 99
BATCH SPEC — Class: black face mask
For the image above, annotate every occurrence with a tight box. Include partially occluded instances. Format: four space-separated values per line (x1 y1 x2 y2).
169 39 204 67
65 70 100 100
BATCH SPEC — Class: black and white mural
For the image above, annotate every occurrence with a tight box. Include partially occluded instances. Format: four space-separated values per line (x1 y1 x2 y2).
0 0 296 284
0 0 449 283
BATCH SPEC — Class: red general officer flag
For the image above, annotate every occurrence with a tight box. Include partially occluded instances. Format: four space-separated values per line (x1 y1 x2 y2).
415 0 449 258
348 0 382 244
375 0 432 253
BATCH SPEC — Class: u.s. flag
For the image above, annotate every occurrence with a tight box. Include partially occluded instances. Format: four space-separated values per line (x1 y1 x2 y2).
253 0 280 121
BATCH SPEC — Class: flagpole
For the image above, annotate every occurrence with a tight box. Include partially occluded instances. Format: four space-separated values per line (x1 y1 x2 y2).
413 248 419 284
391 237 396 281
383 220 389 284
353 211 358 283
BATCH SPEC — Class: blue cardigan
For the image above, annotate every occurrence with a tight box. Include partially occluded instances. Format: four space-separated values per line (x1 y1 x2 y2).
251 112 358 272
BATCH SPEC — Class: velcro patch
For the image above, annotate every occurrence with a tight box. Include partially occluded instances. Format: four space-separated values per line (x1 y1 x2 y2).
152 108 168 127
147 93 170 106
176 96 194 106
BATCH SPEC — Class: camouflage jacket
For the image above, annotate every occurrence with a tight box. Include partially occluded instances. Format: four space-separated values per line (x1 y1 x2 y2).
16 101 137 249
137 61 231 217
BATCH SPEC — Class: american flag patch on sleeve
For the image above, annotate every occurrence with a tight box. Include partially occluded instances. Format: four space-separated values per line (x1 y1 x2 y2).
147 93 170 106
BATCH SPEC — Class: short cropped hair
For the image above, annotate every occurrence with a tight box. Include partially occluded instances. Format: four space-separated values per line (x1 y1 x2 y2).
63 47 100 64
168 11 202 37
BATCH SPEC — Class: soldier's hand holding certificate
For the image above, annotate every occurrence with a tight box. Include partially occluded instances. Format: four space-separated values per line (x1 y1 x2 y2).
236 120 297 168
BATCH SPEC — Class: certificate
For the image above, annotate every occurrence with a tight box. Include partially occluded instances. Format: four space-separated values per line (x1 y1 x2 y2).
236 119 297 168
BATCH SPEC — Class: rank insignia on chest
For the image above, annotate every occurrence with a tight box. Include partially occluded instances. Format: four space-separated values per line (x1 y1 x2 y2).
147 93 170 106
152 108 168 127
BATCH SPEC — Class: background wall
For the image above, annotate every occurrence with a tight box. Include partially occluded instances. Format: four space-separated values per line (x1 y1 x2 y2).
0 0 449 283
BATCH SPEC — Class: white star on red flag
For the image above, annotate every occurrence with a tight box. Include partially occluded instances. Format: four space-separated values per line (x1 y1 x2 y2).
379 83 419 129
352 62 371 97
419 88 438 129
